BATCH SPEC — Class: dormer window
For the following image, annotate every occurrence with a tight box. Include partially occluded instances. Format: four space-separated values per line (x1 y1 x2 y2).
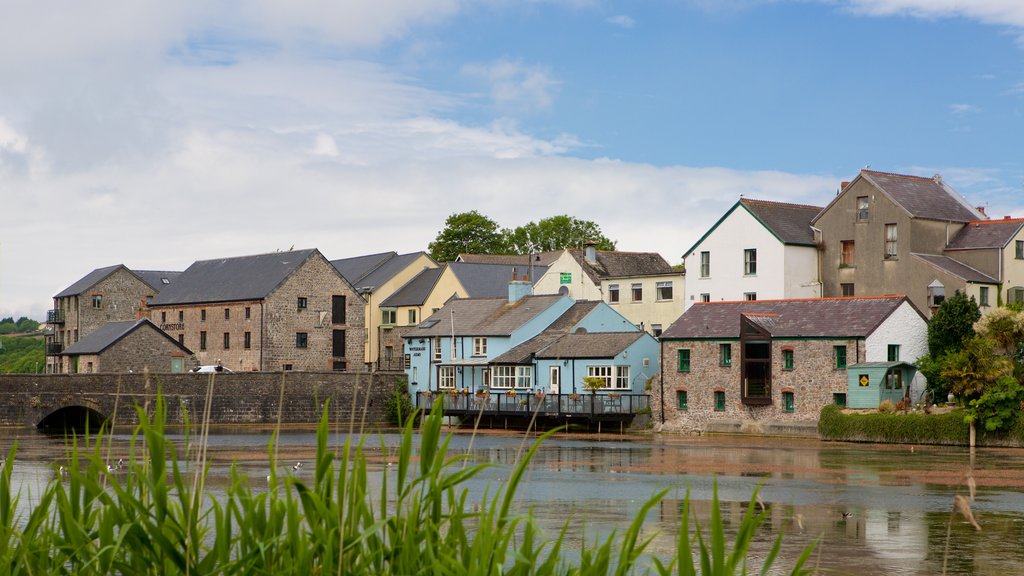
928 281 945 308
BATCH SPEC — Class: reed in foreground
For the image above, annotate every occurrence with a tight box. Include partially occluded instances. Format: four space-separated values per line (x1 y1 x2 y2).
0 397 816 575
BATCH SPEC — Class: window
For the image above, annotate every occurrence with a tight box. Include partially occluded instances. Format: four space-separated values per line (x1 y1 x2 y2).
656 281 673 301
201 309 207 322
857 196 869 221
887 344 900 362
884 224 898 259
244 331 251 349
1017 240 1024 260
834 345 847 369
719 343 732 367
928 282 946 308
652 324 663 337
714 391 726 411
886 369 903 390
631 283 643 302
332 295 346 324
676 390 688 410
783 391 795 412
700 251 711 278
332 330 346 357
451 337 457 360
833 393 847 407
200 331 207 351
381 309 396 325
409 309 417 324
473 337 487 357
491 366 532 389
178 311 184 322
333 360 346 371
588 365 612 389
744 292 757 301
296 332 308 349
224 308 230 320
1011 287 1024 305
178 334 184 345
744 249 757 275
439 366 456 388
245 306 251 320
700 293 711 303
783 349 794 370
92 295 103 309
283 364 293 371
615 366 630 389
841 240 855 267
742 340 771 403
608 284 620 303
384 346 394 364
678 349 691 372
433 338 441 361
220 332 229 350
297 297 308 310
841 283 855 297
161 311 167 323
979 287 989 307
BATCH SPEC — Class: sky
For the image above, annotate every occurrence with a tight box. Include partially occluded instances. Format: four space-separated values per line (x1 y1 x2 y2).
2 0 1024 320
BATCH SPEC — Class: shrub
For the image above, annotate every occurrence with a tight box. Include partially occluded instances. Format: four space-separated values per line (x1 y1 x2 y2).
878 399 896 413
383 380 415 426
819 404 969 445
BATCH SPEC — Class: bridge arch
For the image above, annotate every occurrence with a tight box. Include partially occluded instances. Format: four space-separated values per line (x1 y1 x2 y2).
36 404 110 434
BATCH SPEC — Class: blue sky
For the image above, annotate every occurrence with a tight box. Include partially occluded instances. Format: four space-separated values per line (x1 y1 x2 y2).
2 0 1023 319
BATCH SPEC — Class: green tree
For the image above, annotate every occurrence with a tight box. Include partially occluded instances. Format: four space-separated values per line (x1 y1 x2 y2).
428 211 509 262
927 290 981 358
0 335 44 373
504 215 616 254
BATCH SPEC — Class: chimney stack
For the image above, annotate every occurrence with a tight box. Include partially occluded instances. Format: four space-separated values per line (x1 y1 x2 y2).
977 206 987 217
584 240 597 264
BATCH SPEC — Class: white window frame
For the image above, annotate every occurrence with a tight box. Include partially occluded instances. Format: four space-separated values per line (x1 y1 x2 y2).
700 293 711 303
614 366 630 390
473 337 487 357
608 284 620 303
631 283 643 302
744 249 757 276
587 365 613 389
700 251 710 278
884 223 898 259
433 338 441 362
492 365 533 389
438 365 456 389
656 281 673 301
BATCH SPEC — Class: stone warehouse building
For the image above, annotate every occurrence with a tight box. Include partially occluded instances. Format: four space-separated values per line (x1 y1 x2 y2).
46 265 180 374
148 249 365 372
61 318 193 374
655 295 927 434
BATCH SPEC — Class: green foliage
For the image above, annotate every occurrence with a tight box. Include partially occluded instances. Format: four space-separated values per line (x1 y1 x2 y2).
505 215 616 254
927 290 980 359
428 210 509 262
0 317 41 335
941 335 1014 399
383 380 415 426
0 335 44 373
818 404 970 444
582 376 605 394
965 375 1024 432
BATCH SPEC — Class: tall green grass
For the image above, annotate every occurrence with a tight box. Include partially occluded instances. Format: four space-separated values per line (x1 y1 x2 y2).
0 394 816 575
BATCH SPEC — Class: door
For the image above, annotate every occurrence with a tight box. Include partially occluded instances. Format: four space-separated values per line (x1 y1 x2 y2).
549 366 560 395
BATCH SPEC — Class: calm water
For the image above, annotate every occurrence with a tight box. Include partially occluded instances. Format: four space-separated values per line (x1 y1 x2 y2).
3 426 1022 576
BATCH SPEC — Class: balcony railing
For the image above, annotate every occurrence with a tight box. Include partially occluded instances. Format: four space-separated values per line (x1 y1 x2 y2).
47 309 65 324
416 391 648 419
46 342 64 355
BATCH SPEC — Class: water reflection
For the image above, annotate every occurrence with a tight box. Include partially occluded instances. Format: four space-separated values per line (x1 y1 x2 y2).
3 427 1024 575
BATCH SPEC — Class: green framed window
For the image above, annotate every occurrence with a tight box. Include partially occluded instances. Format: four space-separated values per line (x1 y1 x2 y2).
783 391 795 412
887 344 900 362
676 390 688 410
714 390 726 411
678 349 691 372
834 345 847 369
719 343 732 366
782 349 794 370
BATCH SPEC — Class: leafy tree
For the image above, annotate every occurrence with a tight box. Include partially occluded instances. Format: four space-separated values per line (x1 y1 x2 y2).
428 211 509 262
504 215 616 254
927 290 981 358
0 335 45 373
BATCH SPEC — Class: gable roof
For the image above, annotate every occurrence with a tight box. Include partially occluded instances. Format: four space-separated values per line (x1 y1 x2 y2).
911 253 999 284
55 265 127 298
134 270 182 292
569 249 676 283
330 251 433 293
534 332 646 360
404 294 566 338
448 262 550 297
812 170 983 225
456 252 563 266
660 296 917 340
379 267 445 308
946 218 1024 250
63 319 192 356
151 249 327 305
489 301 603 364
683 198 822 258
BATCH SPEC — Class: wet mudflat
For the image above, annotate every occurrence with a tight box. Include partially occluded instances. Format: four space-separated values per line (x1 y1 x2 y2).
4 426 1022 575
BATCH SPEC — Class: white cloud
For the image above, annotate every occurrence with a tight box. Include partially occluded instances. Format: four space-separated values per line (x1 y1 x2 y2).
840 0 1024 28
606 15 636 29
949 103 979 114
463 59 560 111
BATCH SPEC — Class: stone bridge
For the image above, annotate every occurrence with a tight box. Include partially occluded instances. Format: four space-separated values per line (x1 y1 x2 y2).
0 372 402 431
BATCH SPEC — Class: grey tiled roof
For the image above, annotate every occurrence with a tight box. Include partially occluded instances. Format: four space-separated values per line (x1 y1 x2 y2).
448 262 549 297
488 301 602 364
380 267 444 307
946 219 1024 250
151 249 323 305
456 252 563 266
55 265 125 298
860 170 982 222
570 250 676 283
405 294 566 338
134 270 182 292
63 319 192 356
911 254 998 283
740 198 822 245
661 296 913 340
534 332 645 359
330 252 433 293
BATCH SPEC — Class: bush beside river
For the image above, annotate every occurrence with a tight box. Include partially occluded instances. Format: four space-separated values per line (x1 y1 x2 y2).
818 404 1024 446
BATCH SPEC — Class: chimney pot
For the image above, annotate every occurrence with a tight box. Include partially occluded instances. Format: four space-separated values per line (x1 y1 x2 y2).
977 206 987 217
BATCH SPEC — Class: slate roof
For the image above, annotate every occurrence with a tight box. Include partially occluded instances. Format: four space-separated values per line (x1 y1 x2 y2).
134 270 182 292
534 332 645 359
570 250 676 283
660 296 915 340
489 301 602 364
448 262 550 297
63 319 192 356
739 198 822 245
946 219 1024 250
330 252 433 293
456 252 563 266
380 267 445 307
150 249 324 305
911 254 998 283
405 294 566 338
55 265 126 298
859 170 982 223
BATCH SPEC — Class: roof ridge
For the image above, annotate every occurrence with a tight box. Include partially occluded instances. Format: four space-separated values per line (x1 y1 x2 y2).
192 248 315 264
698 295 906 305
740 198 824 210
861 169 932 181
968 218 1024 225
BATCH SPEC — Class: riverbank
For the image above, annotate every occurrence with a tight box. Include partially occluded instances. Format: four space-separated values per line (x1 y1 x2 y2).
818 404 1024 447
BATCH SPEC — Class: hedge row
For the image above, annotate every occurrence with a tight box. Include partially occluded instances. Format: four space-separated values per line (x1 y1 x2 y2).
819 404 1024 446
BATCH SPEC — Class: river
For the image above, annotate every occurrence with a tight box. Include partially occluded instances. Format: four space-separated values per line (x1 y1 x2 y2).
3 425 1022 575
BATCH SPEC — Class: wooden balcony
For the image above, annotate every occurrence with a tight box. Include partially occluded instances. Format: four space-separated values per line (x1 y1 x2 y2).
415 391 649 427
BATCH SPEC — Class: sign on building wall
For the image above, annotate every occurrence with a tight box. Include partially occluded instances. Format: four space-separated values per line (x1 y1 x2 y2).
559 272 572 284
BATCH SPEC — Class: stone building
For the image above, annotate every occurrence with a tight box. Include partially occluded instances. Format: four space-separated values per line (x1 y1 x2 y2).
45 265 180 373
656 295 927 434
148 249 364 372
61 318 193 374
